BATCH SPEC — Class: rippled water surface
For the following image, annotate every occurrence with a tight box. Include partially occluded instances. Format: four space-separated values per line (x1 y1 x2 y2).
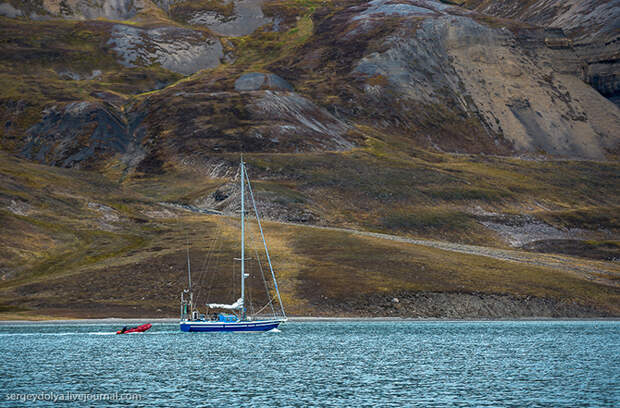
1 321 618 406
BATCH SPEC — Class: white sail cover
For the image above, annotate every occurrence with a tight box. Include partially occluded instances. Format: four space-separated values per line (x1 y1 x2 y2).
207 298 243 310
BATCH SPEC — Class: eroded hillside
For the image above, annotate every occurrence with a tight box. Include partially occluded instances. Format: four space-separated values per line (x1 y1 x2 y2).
2 0 619 164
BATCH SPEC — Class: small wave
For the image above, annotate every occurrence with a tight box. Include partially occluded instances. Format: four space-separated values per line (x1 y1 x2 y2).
0 332 82 337
0 330 180 337
267 328 281 333
1 331 118 337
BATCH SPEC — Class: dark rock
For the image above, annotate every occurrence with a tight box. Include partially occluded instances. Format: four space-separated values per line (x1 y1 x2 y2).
235 72 293 91
21 102 128 167
320 291 610 318
213 190 229 202
20 101 148 169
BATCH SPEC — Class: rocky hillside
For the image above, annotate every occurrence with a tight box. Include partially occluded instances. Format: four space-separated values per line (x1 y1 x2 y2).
1 0 619 166
0 0 618 318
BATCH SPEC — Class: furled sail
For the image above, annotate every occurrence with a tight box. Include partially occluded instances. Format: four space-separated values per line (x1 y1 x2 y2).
207 298 243 310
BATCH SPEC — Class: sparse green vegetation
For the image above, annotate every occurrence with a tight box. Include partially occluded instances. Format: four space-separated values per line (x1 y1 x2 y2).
229 13 315 72
380 209 475 234
537 207 620 231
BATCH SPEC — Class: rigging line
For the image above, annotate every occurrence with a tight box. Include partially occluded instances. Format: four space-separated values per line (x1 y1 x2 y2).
252 240 276 317
195 181 232 305
197 177 232 292
196 242 216 304
253 296 277 317
176 213 194 308
194 231 214 291
244 165 286 318
204 220 225 304
191 251 209 307
231 252 236 303
184 225 195 309
193 223 219 305
247 220 274 317
245 176 277 318
246 262 255 317
206 215 233 304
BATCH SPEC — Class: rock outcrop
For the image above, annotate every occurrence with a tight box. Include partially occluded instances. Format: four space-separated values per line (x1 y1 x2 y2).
20 102 132 168
234 72 293 92
182 0 272 37
107 24 223 75
326 291 611 318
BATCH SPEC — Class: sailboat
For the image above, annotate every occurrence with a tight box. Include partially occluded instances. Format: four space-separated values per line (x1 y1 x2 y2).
179 157 287 332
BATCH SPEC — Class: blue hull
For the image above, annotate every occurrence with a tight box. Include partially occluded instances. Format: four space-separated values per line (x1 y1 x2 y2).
180 320 283 332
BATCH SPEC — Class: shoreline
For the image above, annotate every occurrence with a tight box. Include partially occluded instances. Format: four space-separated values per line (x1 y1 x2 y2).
0 316 619 324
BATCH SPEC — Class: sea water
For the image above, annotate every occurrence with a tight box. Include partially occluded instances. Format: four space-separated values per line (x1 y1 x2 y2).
1 321 618 407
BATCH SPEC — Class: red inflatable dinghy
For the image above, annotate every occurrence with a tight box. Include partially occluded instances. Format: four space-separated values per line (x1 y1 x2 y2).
116 323 152 334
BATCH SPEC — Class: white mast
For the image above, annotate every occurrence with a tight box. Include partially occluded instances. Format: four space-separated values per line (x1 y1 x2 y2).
181 231 193 320
187 239 193 315
240 156 246 320
186 237 192 292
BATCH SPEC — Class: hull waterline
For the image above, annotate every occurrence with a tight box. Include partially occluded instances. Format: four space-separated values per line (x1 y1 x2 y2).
180 319 284 332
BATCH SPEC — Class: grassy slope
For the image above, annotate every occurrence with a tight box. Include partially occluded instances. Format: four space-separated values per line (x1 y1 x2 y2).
239 145 620 243
0 151 618 319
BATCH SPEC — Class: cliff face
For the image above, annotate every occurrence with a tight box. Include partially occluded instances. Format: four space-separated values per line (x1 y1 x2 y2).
464 0 620 106
344 9 618 158
464 0 618 43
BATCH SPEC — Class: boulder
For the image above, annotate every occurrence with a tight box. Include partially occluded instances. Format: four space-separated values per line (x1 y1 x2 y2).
234 72 293 92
